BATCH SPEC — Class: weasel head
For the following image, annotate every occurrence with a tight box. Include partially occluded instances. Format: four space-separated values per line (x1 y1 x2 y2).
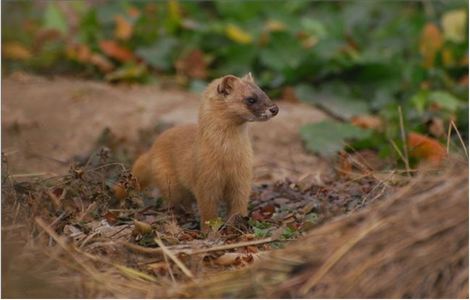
209 73 279 123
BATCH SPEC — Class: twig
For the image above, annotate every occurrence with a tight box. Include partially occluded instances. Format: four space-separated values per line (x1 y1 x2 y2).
189 237 274 255
121 241 163 255
446 121 452 154
158 233 177 284
398 106 411 176
10 172 50 178
123 237 275 257
1 224 25 231
33 211 68 242
389 139 408 168
450 120 468 158
154 238 194 279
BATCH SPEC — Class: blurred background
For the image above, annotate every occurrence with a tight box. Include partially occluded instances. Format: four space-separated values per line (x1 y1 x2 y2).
1 3 468 297
2 0 469 166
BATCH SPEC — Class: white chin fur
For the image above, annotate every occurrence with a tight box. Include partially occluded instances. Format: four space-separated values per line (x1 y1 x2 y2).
246 110 273 122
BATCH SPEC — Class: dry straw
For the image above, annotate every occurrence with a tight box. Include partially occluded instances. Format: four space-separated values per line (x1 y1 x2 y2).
2 158 468 298
175 159 468 298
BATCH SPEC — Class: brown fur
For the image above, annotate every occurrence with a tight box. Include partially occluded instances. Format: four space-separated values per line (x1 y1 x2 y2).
132 73 278 230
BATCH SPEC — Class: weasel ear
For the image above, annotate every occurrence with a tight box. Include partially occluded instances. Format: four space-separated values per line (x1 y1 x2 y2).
242 72 255 83
217 75 237 96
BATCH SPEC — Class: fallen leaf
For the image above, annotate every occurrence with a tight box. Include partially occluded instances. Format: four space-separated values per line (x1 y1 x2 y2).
441 9 467 43
260 204 275 218
63 224 85 241
3 42 32 60
99 40 134 62
214 253 242 266
251 210 266 221
420 23 443 68
408 132 446 163
104 211 119 225
113 183 127 200
114 15 133 40
225 24 253 44
351 115 383 130
134 219 153 234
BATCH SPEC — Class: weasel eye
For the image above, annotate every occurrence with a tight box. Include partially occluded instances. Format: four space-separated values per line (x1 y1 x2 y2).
246 97 257 104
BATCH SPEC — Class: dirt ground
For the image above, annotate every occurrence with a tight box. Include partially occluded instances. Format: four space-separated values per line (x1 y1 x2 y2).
2 72 330 183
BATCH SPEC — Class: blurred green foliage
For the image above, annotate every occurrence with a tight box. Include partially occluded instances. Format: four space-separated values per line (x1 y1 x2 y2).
2 0 468 165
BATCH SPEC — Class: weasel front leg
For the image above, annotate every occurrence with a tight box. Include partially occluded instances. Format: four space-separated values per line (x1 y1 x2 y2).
194 179 224 232
225 174 251 223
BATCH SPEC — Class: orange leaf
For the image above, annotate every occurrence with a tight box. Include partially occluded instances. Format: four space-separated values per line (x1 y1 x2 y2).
407 132 446 163
114 15 133 40
67 44 92 62
3 42 32 60
89 53 114 73
420 23 443 68
99 40 134 62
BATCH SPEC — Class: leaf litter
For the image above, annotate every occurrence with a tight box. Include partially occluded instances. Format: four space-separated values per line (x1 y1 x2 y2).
2 127 396 298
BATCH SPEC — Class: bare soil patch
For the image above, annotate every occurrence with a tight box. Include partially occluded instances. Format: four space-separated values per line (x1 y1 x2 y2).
2 72 329 182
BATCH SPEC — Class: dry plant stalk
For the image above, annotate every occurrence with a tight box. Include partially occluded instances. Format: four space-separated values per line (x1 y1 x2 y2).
175 160 468 298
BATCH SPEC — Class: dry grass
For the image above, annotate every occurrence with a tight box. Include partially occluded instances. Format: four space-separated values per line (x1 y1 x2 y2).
173 158 468 298
1 153 468 298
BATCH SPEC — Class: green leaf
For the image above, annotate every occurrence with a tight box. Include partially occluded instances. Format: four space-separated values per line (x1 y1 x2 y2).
281 227 297 239
300 18 327 38
136 38 178 71
428 91 462 112
260 32 305 71
305 212 319 224
253 227 271 238
43 2 68 34
295 84 369 120
410 90 429 113
300 121 372 156
216 44 257 76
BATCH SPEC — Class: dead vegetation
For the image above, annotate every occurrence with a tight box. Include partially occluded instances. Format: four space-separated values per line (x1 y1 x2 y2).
1 146 468 298
178 159 468 298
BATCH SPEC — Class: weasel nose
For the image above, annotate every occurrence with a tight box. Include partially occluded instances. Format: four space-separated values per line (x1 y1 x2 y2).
269 105 279 116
